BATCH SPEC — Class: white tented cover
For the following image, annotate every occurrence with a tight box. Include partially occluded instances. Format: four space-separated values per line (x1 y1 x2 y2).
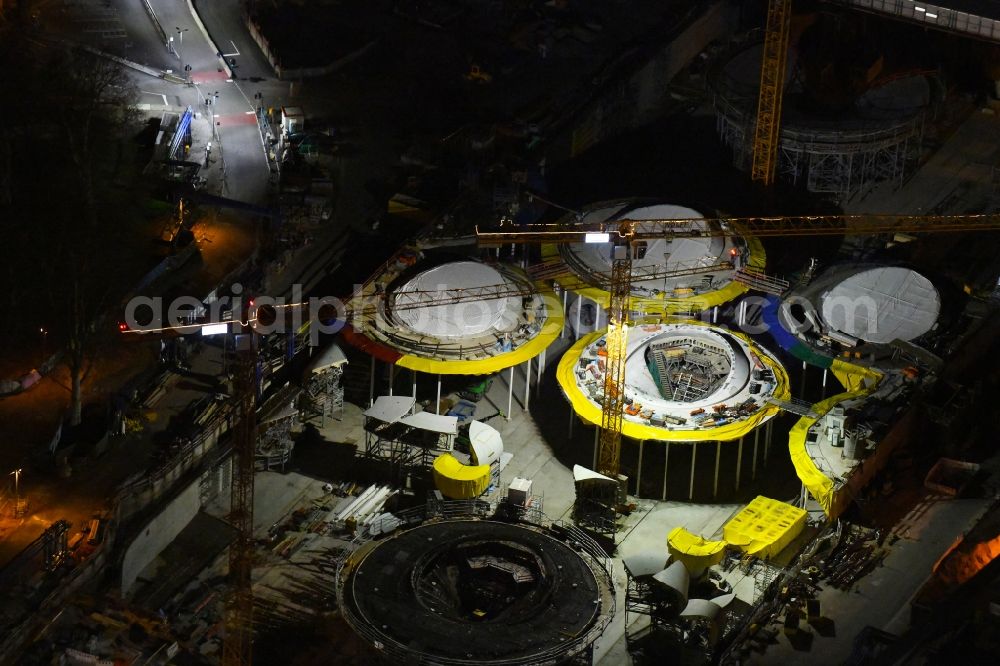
363 396 416 423
572 464 616 484
308 342 348 374
469 420 503 465
623 552 668 579
820 267 940 343
399 411 458 435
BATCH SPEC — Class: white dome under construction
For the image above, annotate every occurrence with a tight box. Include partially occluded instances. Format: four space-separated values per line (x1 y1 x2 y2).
394 261 522 338
558 322 789 441
561 204 736 299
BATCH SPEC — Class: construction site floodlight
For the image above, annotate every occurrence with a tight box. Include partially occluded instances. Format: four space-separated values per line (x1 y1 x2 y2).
201 323 229 336
585 232 610 243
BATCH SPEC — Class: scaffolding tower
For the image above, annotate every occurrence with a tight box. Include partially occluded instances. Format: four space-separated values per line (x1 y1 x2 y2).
303 362 344 423
364 398 457 485
714 83 926 203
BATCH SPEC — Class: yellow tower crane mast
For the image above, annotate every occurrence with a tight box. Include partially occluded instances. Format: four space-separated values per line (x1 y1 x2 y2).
597 233 634 477
751 0 793 185
477 213 1000 479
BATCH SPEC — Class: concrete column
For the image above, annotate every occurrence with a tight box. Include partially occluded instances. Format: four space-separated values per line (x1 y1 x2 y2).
575 296 583 340
738 300 747 327
662 441 670 501
712 306 718 324
713 440 721 498
735 437 743 491
800 361 808 399
765 420 772 459
369 358 375 407
636 440 644 496
524 358 531 409
537 352 543 383
388 364 394 396
507 367 514 421
562 290 568 339
436 375 442 415
752 429 760 480
822 368 828 398
412 370 417 414
689 442 697 500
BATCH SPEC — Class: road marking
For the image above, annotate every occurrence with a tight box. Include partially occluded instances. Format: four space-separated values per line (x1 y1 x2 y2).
191 70 230 83
140 91 169 106
216 114 259 127
222 40 241 57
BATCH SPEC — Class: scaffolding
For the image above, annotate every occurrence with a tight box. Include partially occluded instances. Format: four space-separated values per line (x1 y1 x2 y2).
303 363 344 423
363 399 457 485
648 343 730 403
624 568 682 641
256 387 300 472
714 91 925 203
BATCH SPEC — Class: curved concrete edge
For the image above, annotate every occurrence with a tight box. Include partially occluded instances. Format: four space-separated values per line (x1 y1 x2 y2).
188 0 234 78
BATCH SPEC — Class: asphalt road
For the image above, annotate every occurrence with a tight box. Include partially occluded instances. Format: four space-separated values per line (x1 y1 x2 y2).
145 0 271 204
41 0 172 71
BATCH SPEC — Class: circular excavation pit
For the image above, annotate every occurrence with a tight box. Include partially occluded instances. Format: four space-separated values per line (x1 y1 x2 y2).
339 519 612 665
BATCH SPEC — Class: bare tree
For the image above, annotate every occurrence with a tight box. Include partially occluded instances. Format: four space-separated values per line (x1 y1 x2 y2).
0 38 142 425
52 51 141 424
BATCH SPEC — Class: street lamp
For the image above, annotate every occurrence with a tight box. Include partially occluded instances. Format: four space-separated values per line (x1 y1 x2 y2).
175 27 189 64
10 468 24 518
213 91 220 140
39 327 47 365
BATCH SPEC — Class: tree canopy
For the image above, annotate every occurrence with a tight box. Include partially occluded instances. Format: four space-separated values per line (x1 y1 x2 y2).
0 35 149 421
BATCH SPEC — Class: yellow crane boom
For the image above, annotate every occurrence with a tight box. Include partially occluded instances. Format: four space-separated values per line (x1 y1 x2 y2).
477 213 1000 243
751 0 793 185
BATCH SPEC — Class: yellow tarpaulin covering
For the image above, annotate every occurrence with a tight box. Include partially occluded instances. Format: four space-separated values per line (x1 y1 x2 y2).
667 526 728 571
556 322 791 442
541 226 766 315
395 284 564 375
787 360 883 515
722 496 807 560
830 358 881 393
432 453 490 499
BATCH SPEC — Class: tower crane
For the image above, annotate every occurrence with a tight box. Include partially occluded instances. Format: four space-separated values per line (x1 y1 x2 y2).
476 213 1000 479
222 336 256 666
752 0 793 185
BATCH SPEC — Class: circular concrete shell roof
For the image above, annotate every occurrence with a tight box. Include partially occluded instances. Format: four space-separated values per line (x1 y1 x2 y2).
395 261 521 338
559 203 738 298
819 267 940 343
544 199 764 316
563 204 729 294
342 254 563 375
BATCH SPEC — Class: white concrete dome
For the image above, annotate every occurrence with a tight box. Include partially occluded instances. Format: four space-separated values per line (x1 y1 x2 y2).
394 261 521 338
819 267 939 344
558 202 742 298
